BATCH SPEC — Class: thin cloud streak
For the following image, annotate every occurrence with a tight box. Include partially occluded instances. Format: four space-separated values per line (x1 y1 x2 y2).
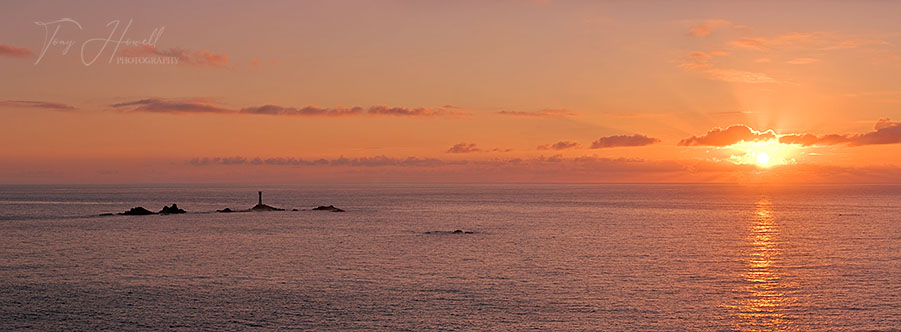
497 109 576 118
538 141 579 150
591 134 661 148
111 98 461 117
0 100 77 110
446 142 481 153
0 44 34 58
111 98 232 114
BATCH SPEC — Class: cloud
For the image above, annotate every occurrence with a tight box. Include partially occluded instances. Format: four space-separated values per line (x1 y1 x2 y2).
688 19 733 37
446 142 481 153
497 109 576 118
0 44 34 58
679 125 777 146
685 119 901 147
777 133 848 146
111 98 459 117
190 155 449 167
242 105 456 117
111 98 232 114
679 51 777 84
786 57 819 65
118 45 229 68
591 134 661 148
729 37 769 51
852 118 901 146
0 100 76 110
704 68 777 83
240 105 363 117
778 118 901 146
728 32 888 52
367 105 453 117
537 141 579 150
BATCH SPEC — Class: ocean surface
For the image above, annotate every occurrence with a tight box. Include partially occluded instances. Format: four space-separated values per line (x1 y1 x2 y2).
0 184 899 331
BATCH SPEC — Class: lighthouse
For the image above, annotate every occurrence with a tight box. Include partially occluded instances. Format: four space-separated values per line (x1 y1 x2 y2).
258 191 262 205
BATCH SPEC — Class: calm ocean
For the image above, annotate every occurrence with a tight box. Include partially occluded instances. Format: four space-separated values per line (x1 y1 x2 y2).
1 184 899 331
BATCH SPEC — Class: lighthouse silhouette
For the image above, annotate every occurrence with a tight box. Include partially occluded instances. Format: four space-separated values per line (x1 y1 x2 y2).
258 191 262 205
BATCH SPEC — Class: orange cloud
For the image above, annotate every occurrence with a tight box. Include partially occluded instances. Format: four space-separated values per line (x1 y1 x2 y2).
685 119 901 147
190 156 446 167
111 98 232 114
780 118 901 146
367 105 453 117
118 45 229 68
0 43 33 58
538 141 579 150
242 105 456 117
786 57 819 65
728 32 887 52
111 99 460 117
240 105 362 117
679 125 777 146
497 109 575 118
446 142 481 153
591 134 660 148
0 100 76 110
679 51 777 84
688 19 733 37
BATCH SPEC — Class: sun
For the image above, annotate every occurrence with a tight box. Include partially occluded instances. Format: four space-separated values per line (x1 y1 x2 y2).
756 152 771 166
726 140 799 167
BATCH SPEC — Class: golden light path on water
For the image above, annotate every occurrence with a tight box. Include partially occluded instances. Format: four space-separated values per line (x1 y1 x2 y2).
730 197 800 331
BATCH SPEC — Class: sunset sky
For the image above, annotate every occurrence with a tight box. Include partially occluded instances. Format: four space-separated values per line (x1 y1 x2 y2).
1 0 900 183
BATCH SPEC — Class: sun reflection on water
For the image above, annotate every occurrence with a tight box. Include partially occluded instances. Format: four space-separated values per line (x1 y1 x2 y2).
730 197 799 331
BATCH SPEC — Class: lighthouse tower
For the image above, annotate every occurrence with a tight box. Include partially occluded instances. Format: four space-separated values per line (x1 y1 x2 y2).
258 191 263 205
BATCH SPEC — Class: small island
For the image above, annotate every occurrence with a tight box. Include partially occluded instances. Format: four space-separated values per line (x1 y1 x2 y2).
250 191 284 211
115 204 186 216
104 191 345 216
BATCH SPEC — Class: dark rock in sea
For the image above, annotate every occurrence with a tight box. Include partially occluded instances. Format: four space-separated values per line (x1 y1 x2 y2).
250 204 284 212
159 204 186 214
119 207 155 216
216 208 235 213
312 205 345 212
292 208 299 211
453 229 463 234
249 191 284 212
99 213 115 216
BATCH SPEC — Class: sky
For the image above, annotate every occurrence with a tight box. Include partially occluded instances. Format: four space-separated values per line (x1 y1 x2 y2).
1 0 900 184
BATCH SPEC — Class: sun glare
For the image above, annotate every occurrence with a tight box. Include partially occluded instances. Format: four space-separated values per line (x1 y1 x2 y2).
756 153 770 166
726 140 799 167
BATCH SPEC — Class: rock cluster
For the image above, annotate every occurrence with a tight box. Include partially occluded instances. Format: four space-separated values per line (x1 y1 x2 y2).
159 204 186 214
119 207 156 216
311 205 345 212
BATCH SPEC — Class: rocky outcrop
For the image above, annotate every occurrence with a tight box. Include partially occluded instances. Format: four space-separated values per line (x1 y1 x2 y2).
250 203 284 212
159 204 186 214
248 191 285 211
312 205 345 212
216 208 235 213
119 207 156 215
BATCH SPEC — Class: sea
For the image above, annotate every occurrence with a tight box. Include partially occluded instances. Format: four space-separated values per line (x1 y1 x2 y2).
0 184 899 331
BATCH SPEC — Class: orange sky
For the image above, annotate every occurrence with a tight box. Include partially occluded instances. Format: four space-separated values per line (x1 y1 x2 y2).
1 0 900 184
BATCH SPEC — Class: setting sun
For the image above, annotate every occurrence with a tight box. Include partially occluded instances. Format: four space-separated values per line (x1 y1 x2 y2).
756 153 771 167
